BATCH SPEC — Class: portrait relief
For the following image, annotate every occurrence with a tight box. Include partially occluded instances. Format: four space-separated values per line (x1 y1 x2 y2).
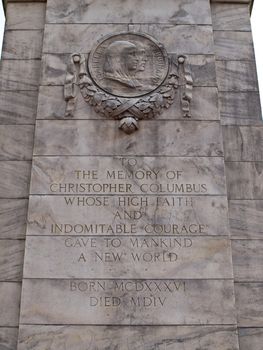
65 31 193 133
88 33 169 98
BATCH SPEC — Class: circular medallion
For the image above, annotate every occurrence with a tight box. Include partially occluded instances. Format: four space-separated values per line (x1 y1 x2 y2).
88 32 169 98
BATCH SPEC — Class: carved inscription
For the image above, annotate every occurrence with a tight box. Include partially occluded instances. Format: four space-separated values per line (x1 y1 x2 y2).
26 156 230 316
69 279 186 309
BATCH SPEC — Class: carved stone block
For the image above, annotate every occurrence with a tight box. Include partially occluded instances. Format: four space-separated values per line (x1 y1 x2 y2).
33 120 223 156
0 199 28 239
0 91 38 124
2 30 43 59
18 325 239 350
0 125 34 160
20 279 236 325
46 0 212 25
211 3 251 31
0 282 21 326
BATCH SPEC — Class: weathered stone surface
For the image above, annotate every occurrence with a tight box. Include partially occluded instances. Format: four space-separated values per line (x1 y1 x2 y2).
43 24 127 54
0 240 24 281
225 162 263 199
0 90 38 124
0 199 27 239
219 92 262 120
239 328 263 350
0 60 41 90
33 120 223 157
223 125 263 161
41 53 216 87
37 86 219 120
0 125 34 160
20 279 236 325
211 3 251 31
23 236 232 279
0 161 31 198
18 325 239 350
2 30 43 59
30 156 226 195
236 282 263 327
0 282 21 326
43 24 213 55
46 0 212 25
229 200 263 239
27 195 229 236
0 327 18 350
232 240 263 281
6 3 46 30
216 61 258 92
214 31 254 60
221 118 263 126
129 24 213 55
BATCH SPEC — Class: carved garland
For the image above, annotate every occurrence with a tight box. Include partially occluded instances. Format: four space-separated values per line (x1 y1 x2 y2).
64 52 193 134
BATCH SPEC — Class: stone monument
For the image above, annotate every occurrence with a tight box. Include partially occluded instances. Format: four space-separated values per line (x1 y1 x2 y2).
0 0 262 349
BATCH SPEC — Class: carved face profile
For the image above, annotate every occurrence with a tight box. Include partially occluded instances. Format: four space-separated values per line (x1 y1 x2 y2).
103 40 141 88
136 43 148 72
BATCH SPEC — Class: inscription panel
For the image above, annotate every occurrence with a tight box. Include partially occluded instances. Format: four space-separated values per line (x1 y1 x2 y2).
20 279 236 325
23 236 233 279
27 195 229 236
30 156 226 195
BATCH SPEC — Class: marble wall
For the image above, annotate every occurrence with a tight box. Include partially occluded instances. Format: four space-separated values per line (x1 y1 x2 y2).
0 0 262 349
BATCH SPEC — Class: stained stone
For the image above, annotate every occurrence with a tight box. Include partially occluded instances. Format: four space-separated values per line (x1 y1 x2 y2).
221 118 263 126
18 325 239 350
0 282 21 326
30 156 226 195
0 199 28 239
0 327 18 350
216 61 258 92
2 30 44 60
6 2 46 30
0 125 34 160
211 4 251 31
225 162 263 199
0 240 25 281
43 24 214 55
27 195 229 236
20 279 236 325
239 328 263 350
214 31 254 61
222 125 263 161
229 200 263 239
33 120 223 156
0 90 38 124
0 161 31 198
232 240 263 281
0 60 41 91
46 0 212 25
219 91 262 120
236 282 263 327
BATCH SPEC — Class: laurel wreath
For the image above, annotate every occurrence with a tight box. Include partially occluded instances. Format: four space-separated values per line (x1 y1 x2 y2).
78 71 179 120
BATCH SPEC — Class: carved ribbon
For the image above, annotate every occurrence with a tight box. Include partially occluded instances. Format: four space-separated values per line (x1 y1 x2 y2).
178 56 193 118
64 53 86 118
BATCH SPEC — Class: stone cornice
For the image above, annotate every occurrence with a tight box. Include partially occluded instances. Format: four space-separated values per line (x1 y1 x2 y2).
2 0 254 13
